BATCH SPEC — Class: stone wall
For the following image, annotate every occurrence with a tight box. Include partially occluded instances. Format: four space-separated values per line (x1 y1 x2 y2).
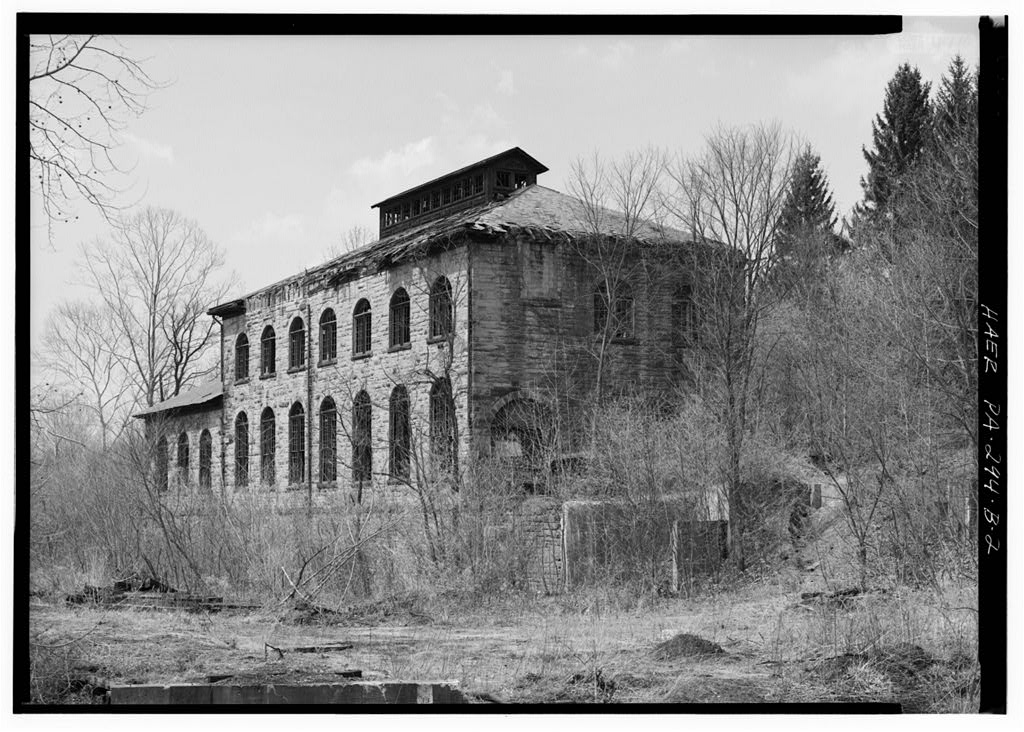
218 248 470 502
148 404 223 495
521 496 564 594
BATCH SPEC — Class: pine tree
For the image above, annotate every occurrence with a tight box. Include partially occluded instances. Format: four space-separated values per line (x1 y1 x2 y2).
932 55 977 146
856 63 932 222
773 146 841 290
777 145 838 256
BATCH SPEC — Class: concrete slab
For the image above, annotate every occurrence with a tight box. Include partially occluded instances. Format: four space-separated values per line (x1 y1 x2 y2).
109 681 465 705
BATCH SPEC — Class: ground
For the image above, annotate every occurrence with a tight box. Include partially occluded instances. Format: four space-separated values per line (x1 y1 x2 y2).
28 565 978 709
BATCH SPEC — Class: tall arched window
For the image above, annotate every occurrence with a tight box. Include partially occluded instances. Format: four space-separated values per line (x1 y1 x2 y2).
156 436 169 493
352 299 372 356
235 412 249 487
672 280 696 345
199 429 213 490
177 432 190 485
352 390 372 482
261 326 276 376
289 317 306 370
593 280 634 339
319 309 337 363
289 401 306 485
235 333 249 381
429 276 453 340
319 397 337 483
389 288 411 349
389 385 411 480
430 377 457 472
260 407 276 485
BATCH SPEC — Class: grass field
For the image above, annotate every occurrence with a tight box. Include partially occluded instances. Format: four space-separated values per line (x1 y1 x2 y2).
28 557 978 709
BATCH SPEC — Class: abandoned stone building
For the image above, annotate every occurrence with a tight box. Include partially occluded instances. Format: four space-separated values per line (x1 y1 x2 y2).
136 147 704 502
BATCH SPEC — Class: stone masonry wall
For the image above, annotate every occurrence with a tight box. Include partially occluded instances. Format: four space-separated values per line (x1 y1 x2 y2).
522 496 564 594
219 247 470 506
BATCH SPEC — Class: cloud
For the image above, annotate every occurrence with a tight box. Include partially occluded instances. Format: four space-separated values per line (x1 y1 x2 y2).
123 132 174 165
348 137 437 181
235 211 306 244
567 40 636 70
497 69 515 97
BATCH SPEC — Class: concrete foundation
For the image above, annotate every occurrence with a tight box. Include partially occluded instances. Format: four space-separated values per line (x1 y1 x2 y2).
108 681 465 705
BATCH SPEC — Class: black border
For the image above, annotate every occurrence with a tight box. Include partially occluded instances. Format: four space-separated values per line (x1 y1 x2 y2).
976 15 1008 717
15 11 1004 715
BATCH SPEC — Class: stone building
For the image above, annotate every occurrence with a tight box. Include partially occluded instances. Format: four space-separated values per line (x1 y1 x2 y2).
136 147 702 501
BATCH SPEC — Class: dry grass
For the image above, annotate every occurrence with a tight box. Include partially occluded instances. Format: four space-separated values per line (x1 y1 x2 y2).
28 561 977 710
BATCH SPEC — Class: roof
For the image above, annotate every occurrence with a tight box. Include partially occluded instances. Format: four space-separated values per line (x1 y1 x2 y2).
371 147 549 209
133 379 223 418
210 184 696 312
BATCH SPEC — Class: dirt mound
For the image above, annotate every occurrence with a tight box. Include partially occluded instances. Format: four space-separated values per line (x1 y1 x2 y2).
651 633 725 660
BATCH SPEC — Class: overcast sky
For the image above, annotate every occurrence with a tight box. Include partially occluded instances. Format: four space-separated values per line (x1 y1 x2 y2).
29 19 981 347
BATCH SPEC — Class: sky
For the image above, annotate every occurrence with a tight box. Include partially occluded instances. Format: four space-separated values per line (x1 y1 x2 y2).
28 18 982 349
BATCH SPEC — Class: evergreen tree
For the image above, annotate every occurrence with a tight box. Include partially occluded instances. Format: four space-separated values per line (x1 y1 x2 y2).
777 145 838 255
774 146 841 290
932 55 978 146
856 63 932 222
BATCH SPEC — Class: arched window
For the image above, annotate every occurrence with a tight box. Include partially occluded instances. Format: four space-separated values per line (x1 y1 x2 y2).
672 280 696 345
177 432 190 485
156 436 169 493
289 401 306 485
260 407 276 485
389 288 411 349
199 429 213 490
429 377 457 472
352 390 372 482
235 412 249 487
352 299 372 356
593 280 634 339
429 276 453 340
319 309 337 363
289 317 306 370
319 397 337 483
235 333 249 381
261 326 276 376
389 386 411 480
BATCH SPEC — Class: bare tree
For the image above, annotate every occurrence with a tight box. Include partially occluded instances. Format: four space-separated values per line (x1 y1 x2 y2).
78 207 233 407
665 123 796 570
566 148 665 409
29 35 160 244
39 301 135 449
322 225 375 262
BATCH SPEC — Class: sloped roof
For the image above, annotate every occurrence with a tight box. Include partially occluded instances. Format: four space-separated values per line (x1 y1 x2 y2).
133 379 223 418
210 184 694 311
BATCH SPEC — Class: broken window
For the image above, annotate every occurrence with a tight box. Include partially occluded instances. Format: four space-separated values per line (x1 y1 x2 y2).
288 401 305 485
289 317 306 370
474 174 484 194
442 188 452 205
261 326 276 376
235 333 249 381
353 298 372 356
319 397 337 483
389 385 411 481
177 432 190 486
260 407 276 485
594 280 634 339
319 308 337 362
352 390 372 483
235 412 249 488
430 377 457 473
431 191 441 209
495 170 512 189
389 288 411 349
429 276 453 340
156 436 169 492
199 429 212 491
514 172 529 189
672 279 697 346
